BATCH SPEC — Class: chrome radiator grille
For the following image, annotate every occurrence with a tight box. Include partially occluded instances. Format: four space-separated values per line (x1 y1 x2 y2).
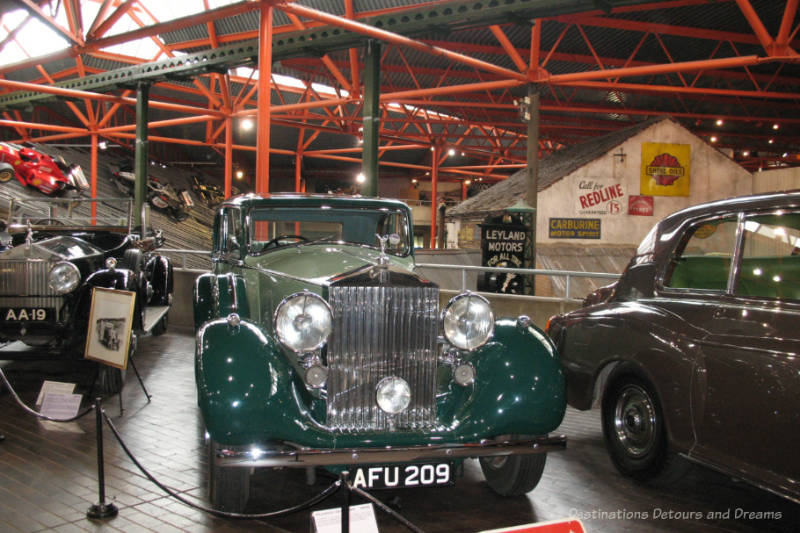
0 260 58 296
327 285 439 431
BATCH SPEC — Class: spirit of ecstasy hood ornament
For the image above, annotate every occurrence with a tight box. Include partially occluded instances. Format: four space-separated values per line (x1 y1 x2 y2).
376 233 400 267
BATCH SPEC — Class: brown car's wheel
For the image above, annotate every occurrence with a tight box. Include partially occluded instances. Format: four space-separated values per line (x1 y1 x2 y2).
0 167 14 182
208 438 250 513
602 371 690 485
480 453 547 496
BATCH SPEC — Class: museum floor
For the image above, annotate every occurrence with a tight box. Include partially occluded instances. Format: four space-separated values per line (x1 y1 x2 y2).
0 328 797 533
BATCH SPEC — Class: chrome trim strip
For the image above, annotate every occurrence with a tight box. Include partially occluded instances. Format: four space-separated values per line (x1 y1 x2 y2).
214 435 567 468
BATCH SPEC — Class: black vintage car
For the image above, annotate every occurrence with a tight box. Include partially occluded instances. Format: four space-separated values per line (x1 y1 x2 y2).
0 197 173 392
546 191 800 504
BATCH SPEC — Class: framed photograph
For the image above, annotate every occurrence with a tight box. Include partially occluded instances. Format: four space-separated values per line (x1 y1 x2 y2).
84 287 135 370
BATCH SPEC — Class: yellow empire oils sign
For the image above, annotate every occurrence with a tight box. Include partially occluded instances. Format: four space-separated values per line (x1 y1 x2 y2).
641 142 690 196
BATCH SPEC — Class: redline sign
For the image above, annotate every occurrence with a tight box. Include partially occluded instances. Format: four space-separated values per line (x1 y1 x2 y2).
578 183 624 209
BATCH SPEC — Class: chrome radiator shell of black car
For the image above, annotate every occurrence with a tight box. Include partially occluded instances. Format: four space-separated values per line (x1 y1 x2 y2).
0 259 60 297
326 275 439 432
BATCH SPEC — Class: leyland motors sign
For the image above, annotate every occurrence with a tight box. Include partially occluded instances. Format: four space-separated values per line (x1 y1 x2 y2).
479 221 528 294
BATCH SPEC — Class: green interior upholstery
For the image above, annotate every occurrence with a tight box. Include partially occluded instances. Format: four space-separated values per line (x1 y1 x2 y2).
668 254 800 300
668 255 730 291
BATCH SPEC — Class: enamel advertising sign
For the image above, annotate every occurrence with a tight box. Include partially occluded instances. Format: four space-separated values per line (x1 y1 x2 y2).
576 179 625 216
641 142 690 196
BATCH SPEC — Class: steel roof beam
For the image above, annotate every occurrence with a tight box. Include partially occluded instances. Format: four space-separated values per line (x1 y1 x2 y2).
0 0 656 108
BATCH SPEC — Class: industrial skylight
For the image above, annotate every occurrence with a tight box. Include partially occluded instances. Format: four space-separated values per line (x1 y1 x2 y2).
0 1 239 67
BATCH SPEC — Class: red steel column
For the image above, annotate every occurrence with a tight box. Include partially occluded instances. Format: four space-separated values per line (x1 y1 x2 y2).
255 3 272 194
225 114 233 198
91 132 98 223
429 146 438 249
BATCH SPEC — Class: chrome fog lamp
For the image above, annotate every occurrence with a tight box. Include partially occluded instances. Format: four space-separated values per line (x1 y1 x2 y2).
305 364 328 389
442 292 494 351
48 262 80 294
274 292 332 353
104 257 117 269
376 376 411 415
454 363 476 386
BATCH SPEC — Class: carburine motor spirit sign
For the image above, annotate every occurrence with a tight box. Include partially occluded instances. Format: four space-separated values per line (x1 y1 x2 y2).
641 142 691 196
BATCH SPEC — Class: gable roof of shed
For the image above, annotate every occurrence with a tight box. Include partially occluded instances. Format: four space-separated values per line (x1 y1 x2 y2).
448 116 668 219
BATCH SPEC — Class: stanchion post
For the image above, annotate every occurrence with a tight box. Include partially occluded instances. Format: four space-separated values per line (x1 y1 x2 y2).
87 397 119 519
340 471 350 533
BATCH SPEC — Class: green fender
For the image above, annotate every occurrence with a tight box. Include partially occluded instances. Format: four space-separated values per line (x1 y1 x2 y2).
195 318 330 446
450 319 566 438
193 272 250 329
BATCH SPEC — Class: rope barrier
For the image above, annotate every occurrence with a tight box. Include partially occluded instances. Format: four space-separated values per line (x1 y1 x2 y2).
349 484 427 533
0 364 427 531
0 366 93 422
102 411 342 520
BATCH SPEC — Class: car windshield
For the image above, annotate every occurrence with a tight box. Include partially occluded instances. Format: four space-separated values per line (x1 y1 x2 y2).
248 206 411 256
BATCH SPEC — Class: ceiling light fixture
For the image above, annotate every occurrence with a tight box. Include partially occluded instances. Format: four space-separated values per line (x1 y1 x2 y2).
716 119 724 126
240 118 254 131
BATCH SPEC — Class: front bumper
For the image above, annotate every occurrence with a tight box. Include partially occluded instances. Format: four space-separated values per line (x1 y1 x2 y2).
213 434 567 468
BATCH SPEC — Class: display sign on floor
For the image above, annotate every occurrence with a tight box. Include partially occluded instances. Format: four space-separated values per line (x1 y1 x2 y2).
36 380 76 406
481 518 586 533
310 503 379 533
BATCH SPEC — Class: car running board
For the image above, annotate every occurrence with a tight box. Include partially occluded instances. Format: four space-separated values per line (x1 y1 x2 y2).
143 306 169 332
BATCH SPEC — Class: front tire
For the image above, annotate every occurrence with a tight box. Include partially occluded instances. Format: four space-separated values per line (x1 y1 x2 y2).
208 438 250 513
601 372 690 485
480 453 547 496
96 365 125 395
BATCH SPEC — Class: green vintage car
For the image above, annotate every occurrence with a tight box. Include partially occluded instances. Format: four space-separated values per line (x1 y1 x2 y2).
194 193 566 511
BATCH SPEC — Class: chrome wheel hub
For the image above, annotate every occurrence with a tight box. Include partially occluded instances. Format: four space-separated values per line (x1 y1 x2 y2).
613 384 657 458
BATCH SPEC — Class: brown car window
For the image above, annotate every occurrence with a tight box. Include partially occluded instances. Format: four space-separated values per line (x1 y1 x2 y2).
664 217 738 291
734 213 800 300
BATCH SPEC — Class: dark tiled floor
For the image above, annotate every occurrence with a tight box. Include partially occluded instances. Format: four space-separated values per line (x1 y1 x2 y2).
0 328 798 532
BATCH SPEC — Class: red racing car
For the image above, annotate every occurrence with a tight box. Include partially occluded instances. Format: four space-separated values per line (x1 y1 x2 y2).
0 142 88 195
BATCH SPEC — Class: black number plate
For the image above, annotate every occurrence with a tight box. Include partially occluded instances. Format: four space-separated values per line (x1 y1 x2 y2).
351 463 452 489
1 307 54 322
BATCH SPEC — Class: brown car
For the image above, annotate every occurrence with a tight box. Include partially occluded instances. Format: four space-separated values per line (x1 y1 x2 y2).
546 191 800 503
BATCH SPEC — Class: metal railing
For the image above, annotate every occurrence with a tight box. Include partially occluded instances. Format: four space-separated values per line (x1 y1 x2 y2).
158 247 620 304
158 248 212 270
415 263 620 303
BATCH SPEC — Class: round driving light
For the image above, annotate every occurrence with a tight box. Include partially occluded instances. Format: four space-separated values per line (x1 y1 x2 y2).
442 293 494 351
454 363 476 386
104 257 117 269
48 262 80 294
376 376 411 415
274 292 332 353
305 365 328 388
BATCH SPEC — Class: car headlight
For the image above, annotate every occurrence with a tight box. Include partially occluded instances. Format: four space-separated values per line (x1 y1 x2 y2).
442 292 494 351
274 291 332 353
48 262 80 294
376 376 411 415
